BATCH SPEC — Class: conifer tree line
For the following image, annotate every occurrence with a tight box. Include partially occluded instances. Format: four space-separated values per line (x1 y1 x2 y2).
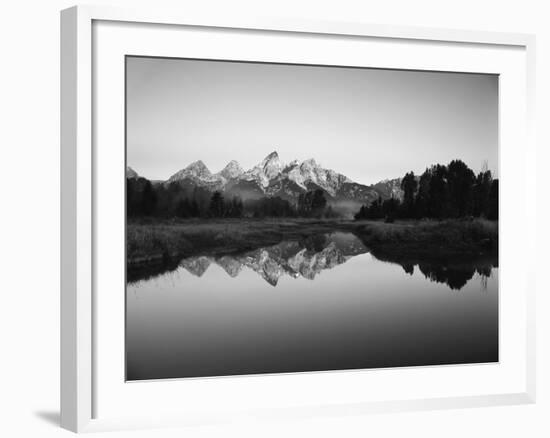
354 160 498 221
127 179 245 218
127 178 334 219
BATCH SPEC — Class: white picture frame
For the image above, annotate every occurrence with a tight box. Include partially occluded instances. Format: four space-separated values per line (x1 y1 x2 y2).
60 4 536 433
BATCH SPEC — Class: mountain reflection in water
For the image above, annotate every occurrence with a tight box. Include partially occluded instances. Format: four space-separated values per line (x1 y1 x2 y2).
129 232 497 291
180 232 368 286
126 231 499 380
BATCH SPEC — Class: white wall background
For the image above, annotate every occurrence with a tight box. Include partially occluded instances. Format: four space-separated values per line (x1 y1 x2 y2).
0 0 547 437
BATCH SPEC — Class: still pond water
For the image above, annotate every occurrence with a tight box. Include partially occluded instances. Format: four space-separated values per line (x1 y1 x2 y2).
126 232 498 381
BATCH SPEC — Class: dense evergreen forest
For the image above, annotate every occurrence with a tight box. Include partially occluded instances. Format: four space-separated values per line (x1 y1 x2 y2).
126 179 334 219
355 160 498 221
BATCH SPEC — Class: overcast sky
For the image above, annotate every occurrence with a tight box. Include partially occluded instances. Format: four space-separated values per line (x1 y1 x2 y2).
126 56 498 184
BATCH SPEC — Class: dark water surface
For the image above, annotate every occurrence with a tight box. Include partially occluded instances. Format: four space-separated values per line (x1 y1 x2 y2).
126 232 498 380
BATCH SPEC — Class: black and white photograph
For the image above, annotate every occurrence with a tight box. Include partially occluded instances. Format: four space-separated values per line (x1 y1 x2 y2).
125 56 499 381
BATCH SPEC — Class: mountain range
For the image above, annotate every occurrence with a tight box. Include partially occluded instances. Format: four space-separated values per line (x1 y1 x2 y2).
127 151 403 211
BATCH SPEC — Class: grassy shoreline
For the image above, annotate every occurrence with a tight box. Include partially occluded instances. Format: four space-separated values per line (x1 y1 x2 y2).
127 218 498 269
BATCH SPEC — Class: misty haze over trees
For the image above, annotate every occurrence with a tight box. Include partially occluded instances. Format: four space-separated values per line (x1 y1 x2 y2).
127 178 333 219
127 183 334 219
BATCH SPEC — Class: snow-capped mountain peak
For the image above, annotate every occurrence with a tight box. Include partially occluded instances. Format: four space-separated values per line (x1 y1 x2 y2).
284 158 350 196
260 150 283 180
298 158 320 181
300 157 317 167
185 160 211 177
262 150 279 162
217 160 244 180
167 160 225 190
240 150 283 188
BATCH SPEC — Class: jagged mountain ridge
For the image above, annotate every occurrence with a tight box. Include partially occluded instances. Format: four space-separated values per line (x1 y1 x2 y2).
163 151 403 206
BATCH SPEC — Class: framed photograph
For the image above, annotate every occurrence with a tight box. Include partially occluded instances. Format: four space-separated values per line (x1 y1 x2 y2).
61 5 536 433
